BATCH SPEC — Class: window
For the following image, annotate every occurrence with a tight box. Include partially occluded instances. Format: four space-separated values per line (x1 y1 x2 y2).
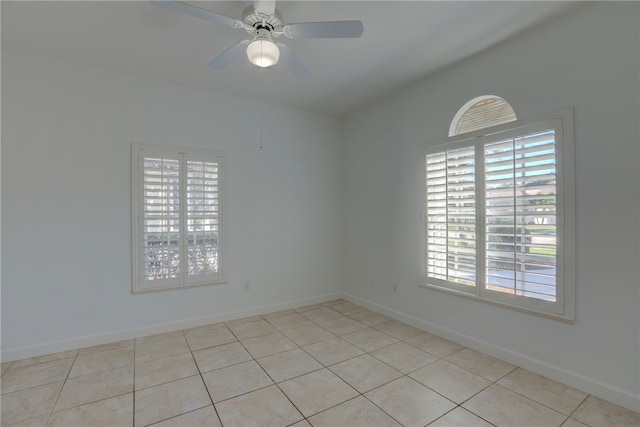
422 109 575 321
449 95 517 137
132 144 226 293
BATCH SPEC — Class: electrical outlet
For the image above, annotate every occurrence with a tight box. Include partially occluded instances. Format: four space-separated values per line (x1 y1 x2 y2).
392 283 398 293
370 280 375 288
244 283 250 292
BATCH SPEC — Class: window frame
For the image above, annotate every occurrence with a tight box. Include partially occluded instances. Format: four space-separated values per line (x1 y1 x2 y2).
449 95 517 137
131 143 227 294
420 109 576 321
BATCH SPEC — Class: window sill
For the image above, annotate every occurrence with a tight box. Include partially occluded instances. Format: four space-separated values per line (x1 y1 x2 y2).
133 279 228 294
419 282 575 324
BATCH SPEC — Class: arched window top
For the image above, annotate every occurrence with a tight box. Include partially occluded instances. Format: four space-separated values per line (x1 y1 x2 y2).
449 95 517 136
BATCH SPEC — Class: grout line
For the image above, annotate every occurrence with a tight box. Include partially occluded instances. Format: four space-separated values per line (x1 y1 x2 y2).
560 394 591 427
490 379 584 418
44 352 79 425
143 405 212 427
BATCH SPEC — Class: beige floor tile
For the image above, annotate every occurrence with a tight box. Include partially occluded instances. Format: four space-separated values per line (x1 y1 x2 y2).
54 366 134 412
349 311 393 326
302 337 365 366
184 322 227 332
347 308 374 316
307 396 401 427
285 324 336 346
330 354 402 393
0 381 62 425
322 299 346 306
318 316 368 336
225 315 263 327
48 392 132 427
405 333 464 358
261 309 296 319
279 369 359 418
294 303 327 312
134 330 184 345
192 342 252 373
498 368 588 415
150 406 221 427
330 302 368 316
463 384 566 427
300 307 343 323
428 407 493 427
371 341 437 374
257 348 323 382
266 313 314 332
202 360 272 402
409 360 490 404
1 362 12 376
561 418 590 427
241 332 297 359
184 326 237 351
77 339 134 355
69 346 134 378
8 303 637 427
227 319 278 340
134 336 190 364
374 320 424 340
1 358 73 394
134 376 210 427
4 415 49 427
445 348 516 381
135 352 199 390
9 350 77 369
366 376 456 426
342 328 399 352
572 395 640 427
215 385 303 427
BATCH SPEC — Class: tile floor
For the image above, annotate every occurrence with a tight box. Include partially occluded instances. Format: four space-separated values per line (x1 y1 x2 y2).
1 300 639 427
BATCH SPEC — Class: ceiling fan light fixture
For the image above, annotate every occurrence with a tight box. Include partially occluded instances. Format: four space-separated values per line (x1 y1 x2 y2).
246 38 280 68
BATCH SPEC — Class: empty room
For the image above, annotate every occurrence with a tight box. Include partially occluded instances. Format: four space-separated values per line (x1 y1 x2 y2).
1 1 639 426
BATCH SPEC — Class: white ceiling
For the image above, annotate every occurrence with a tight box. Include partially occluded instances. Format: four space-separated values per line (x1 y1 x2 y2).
2 1 578 116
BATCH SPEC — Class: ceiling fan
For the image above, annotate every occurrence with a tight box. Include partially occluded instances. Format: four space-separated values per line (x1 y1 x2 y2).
151 0 364 79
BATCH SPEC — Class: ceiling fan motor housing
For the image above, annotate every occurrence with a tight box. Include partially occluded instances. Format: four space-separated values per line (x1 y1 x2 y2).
242 5 283 36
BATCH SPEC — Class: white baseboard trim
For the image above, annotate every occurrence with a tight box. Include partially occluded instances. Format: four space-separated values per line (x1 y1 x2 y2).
344 292 640 413
1 292 342 362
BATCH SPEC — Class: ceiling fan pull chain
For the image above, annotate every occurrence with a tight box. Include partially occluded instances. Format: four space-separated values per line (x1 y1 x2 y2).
259 64 264 150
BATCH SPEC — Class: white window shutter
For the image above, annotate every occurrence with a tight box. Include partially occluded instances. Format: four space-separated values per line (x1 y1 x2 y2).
185 158 222 281
422 109 574 320
425 146 477 288
132 144 226 293
142 155 181 283
484 129 558 302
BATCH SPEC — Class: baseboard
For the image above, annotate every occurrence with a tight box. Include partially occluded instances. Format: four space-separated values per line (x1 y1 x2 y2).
1 292 342 362
343 292 640 413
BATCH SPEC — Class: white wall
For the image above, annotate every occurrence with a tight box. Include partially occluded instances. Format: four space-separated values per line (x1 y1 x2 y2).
342 2 639 411
2 52 343 359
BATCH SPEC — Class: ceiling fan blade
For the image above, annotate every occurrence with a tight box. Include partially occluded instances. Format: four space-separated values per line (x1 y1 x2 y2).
151 1 242 29
283 20 363 39
276 43 311 79
208 40 250 70
254 0 276 17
